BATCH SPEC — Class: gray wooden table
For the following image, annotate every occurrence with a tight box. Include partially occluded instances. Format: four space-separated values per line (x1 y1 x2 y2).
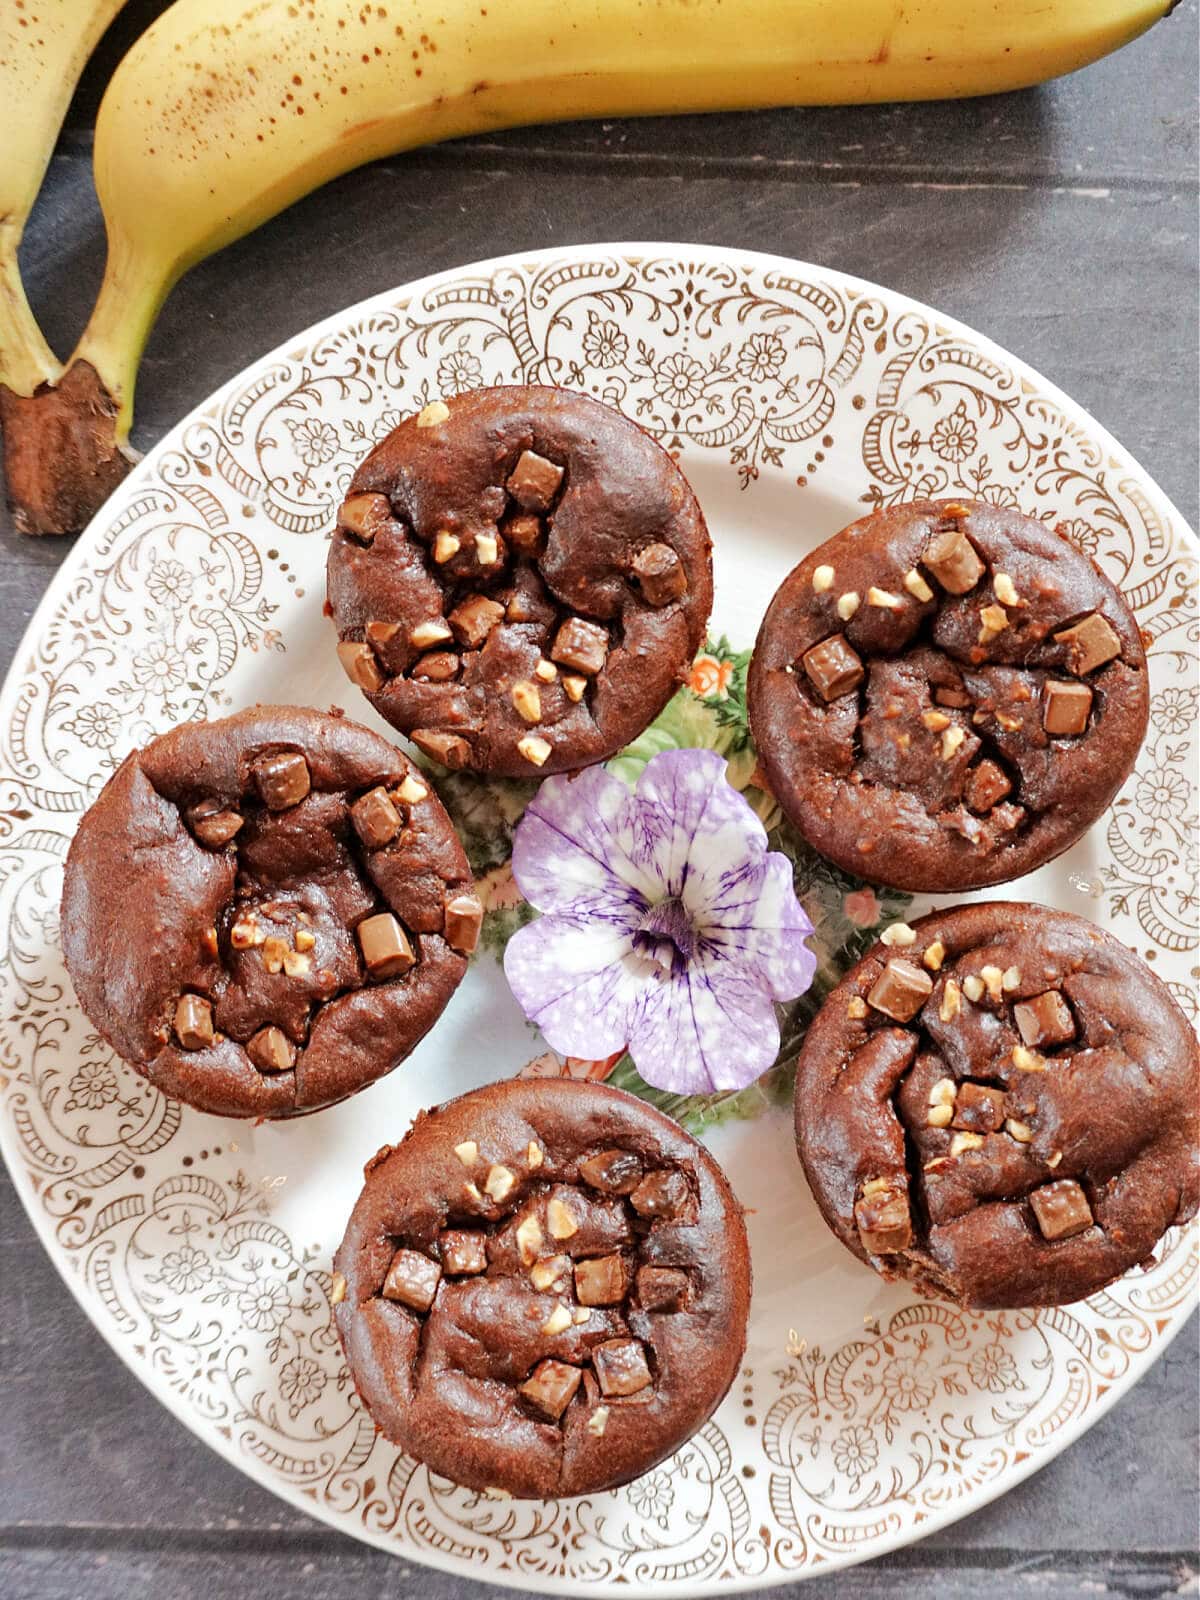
2 3 1197 1596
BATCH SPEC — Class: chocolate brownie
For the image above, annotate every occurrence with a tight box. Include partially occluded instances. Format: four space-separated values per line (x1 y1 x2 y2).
61 706 480 1119
326 385 712 777
748 500 1148 891
793 902 1198 1309
332 1078 751 1497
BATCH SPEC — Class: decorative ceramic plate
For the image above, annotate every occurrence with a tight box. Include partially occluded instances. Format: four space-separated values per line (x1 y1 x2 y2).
1 244 1196 1597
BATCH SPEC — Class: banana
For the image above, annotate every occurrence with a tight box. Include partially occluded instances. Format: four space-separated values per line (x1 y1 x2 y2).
0 0 128 532
4 0 1175 534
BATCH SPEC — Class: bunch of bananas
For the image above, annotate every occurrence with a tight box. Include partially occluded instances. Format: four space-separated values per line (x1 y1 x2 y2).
0 0 1176 534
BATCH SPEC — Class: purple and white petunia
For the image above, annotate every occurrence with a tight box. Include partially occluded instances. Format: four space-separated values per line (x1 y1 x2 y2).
503 749 816 1095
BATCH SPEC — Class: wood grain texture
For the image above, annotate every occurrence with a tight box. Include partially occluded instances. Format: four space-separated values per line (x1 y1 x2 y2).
1 1 1197 1594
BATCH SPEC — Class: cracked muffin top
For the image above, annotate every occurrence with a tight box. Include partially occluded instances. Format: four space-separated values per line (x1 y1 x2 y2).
748 500 1148 891
332 1077 751 1498
793 902 1198 1309
61 705 479 1119
326 385 712 777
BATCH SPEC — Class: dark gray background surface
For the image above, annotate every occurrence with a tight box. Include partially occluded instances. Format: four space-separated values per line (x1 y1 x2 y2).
2 2 1197 1596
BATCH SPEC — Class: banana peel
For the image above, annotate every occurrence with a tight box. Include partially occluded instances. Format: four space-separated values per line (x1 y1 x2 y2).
1 0 1177 535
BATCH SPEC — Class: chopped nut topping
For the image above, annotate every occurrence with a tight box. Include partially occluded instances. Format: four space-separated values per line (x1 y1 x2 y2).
847 996 869 1020
1043 679 1093 736
854 1175 911 1254
541 1301 573 1337
1005 1117 1034 1144
505 513 543 555
551 617 609 677
1054 612 1121 675
338 491 392 542
484 1164 516 1203
574 1307 591 1324
432 530 460 563
454 1140 478 1166
939 978 962 1021
409 619 454 651
294 928 316 951
880 921 917 948
903 568 934 602
587 1406 610 1437
562 674 587 703
921 527 985 594
337 640 385 692
440 1230 488 1276
231 917 265 950
517 735 552 767
1029 1179 1092 1240
174 994 214 1051
993 572 1021 607
922 709 951 732
351 786 403 850
802 633 864 701
940 725 966 761
812 564 835 592
534 659 558 682
201 926 218 957
519 1358 582 1421
980 964 1004 1001
1001 965 1021 992
995 711 1023 732
861 1177 891 1197
530 1255 571 1293
262 935 288 974
836 590 861 620
1012 1044 1048 1072
950 1131 984 1157
526 1141 544 1169
507 449 564 512
448 594 505 650
283 949 311 978
356 912 415 979
962 974 985 1003
1047 1150 1063 1168
546 1197 579 1239
867 958 933 1023
867 586 903 610
929 1078 957 1106
977 603 1010 643
512 680 543 723
515 1213 543 1266
474 532 499 566
927 1104 953 1128
417 400 450 427
592 1338 652 1398
574 1254 628 1306
253 750 311 811
382 1247 441 1310
631 542 688 606
579 1149 641 1194
394 774 429 805
411 728 471 769
923 940 946 972
330 1272 347 1305
443 891 483 955
412 650 460 683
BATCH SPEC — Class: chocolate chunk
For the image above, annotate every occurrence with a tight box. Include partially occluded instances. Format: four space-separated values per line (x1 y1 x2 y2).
174 994 214 1051
186 799 244 848
448 594 505 650
247 1025 296 1073
801 633 864 701
1014 989 1076 1050
338 492 393 543
933 683 972 709
1043 679 1093 736
507 448 564 511
367 618 403 649
382 1246 442 1310
921 527 985 594
866 958 933 1022
337 640 386 693
519 1358 582 1420
592 1337 652 1398
253 750 311 811
357 912 415 979
410 729 471 768
1054 612 1121 675
636 1266 689 1312
574 1253 628 1307
440 1230 488 1276
854 1176 912 1254
1029 1179 1094 1241
504 513 543 555
350 786 402 850
964 759 1012 814
443 891 483 955
951 1081 1004 1133
630 1168 689 1219
632 542 687 606
579 1148 642 1195
412 651 460 682
551 617 609 677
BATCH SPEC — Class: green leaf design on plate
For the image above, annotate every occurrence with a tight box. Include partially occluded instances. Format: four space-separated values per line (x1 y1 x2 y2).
425 637 912 1130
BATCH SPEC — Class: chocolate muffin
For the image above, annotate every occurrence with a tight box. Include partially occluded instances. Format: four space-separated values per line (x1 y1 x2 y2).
748 500 1148 891
61 706 480 1119
794 902 1199 1309
326 385 712 777
332 1078 751 1497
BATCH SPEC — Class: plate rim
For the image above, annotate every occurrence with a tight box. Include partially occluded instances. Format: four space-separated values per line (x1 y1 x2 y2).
1 239 1196 1597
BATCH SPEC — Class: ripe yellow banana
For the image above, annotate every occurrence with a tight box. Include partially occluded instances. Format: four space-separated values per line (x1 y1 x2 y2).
0 0 128 532
4 0 1176 534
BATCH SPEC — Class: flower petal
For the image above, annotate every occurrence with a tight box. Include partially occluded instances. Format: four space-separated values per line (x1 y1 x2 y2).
696 851 816 1001
510 763 652 917
624 748 766 896
504 914 644 1059
627 948 782 1095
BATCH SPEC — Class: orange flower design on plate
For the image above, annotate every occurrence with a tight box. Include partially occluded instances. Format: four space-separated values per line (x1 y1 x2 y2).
688 653 733 700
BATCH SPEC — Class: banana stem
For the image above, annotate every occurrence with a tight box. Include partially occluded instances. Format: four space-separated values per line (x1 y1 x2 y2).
72 233 172 440
0 224 62 396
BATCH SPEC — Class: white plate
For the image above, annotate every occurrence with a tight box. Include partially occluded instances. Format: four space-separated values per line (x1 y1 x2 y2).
1 244 1195 1597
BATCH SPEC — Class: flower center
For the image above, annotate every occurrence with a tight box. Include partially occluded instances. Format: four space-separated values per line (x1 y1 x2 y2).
633 897 695 977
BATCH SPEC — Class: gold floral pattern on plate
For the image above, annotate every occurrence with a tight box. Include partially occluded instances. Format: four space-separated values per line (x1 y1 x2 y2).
0 246 1195 1596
